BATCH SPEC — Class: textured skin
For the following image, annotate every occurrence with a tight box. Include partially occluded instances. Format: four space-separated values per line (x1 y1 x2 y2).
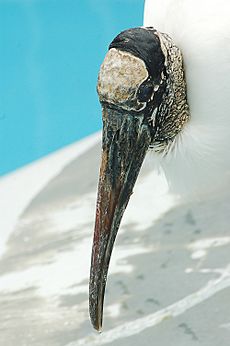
152 31 190 152
97 49 148 112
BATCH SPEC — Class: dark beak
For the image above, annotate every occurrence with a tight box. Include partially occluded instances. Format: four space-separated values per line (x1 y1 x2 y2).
89 105 152 331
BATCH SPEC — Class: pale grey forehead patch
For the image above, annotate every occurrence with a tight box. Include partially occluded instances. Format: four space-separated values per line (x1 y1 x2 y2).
97 48 148 109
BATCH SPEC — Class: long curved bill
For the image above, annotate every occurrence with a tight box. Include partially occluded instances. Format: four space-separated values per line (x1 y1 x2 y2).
89 106 151 331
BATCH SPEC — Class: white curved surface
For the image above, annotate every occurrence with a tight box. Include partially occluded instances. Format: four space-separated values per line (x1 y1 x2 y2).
0 132 101 257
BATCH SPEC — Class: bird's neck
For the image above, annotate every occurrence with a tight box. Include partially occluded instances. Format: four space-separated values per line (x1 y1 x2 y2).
151 31 190 154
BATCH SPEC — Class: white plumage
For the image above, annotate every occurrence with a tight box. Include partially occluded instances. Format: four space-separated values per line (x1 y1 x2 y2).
144 0 230 198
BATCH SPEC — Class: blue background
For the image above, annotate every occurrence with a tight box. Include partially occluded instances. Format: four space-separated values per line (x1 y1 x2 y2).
0 0 144 176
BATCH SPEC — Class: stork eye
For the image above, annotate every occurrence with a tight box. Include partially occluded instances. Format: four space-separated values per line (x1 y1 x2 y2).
137 82 154 102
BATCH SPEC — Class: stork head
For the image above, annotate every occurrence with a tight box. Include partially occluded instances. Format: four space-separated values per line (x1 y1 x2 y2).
89 27 189 331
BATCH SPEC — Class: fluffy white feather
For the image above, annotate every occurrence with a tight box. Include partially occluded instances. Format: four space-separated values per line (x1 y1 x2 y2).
144 0 230 198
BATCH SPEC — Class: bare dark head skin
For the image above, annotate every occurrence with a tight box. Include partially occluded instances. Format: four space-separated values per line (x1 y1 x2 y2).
89 27 189 331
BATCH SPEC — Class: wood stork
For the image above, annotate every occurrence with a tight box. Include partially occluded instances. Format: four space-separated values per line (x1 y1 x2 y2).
89 0 230 331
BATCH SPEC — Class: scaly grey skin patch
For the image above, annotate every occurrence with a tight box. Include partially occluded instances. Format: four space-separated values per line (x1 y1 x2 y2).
150 31 190 153
97 49 148 112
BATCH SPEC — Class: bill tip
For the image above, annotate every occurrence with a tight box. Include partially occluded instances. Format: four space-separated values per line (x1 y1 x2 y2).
93 322 103 333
